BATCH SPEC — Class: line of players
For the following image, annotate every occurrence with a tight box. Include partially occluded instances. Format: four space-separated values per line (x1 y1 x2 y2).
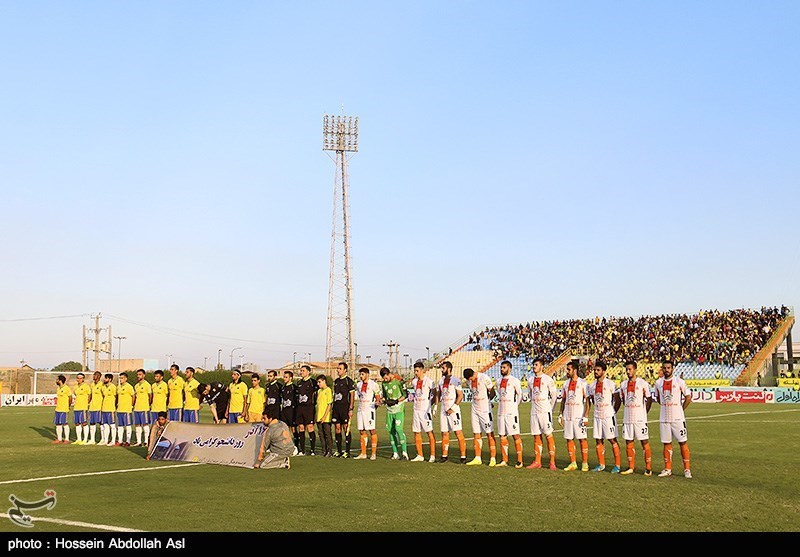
350 357 692 478
52 364 203 447
51 356 692 478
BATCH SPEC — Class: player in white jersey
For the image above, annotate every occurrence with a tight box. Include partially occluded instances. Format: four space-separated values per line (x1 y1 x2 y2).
435 361 467 464
618 361 653 476
526 358 558 470
586 360 622 473
496 360 524 468
409 362 437 463
559 360 590 471
354 368 382 460
463 367 497 466
654 360 692 478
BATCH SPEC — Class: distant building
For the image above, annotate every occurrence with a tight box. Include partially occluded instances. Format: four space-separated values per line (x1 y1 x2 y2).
99 359 161 373
0 364 36 394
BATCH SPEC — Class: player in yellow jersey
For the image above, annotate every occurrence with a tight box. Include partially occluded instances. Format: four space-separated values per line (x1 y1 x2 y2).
150 370 168 423
167 364 185 422
71 372 92 444
246 373 266 423
87 370 104 444
132 369 152 446
227 370 248 423
116 372 135 446
100 373 118 446
182 367 201 423
53 374 73 444
315 375 334 457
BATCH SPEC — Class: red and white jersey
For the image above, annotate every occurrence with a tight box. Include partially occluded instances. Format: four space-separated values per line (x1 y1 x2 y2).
561 378 588 421
588 377 617 420
529 373 558 415
618 377 651 424
497 375 522 416
412 376 435 412
438 375 462 411
654 376 689 422
468 372 494 414
356 379 381 411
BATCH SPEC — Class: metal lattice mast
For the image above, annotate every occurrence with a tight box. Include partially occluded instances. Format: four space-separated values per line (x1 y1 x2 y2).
323 114 358 376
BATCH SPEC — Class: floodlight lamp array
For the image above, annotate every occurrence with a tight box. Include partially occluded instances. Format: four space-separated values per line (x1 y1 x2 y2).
323 114 359 152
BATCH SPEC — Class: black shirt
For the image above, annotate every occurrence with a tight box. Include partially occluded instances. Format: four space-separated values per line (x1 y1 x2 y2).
281 381 296 409
333 376 356 408
265 380 282 408
295 377 317 408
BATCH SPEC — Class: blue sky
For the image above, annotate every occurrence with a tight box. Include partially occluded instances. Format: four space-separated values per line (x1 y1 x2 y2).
2 1 798 370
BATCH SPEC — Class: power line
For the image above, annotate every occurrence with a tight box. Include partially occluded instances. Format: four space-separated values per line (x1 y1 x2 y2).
104 314 327 348
0 314 89 322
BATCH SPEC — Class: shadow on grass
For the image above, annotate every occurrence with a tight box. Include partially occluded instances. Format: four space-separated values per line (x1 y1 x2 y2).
30 425 56 441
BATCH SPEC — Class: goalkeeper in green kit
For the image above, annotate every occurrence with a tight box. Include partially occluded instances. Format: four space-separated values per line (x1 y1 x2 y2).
380 367 409 460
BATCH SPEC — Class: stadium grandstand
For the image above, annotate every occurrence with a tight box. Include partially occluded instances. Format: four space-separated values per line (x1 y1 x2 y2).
433 306 794 388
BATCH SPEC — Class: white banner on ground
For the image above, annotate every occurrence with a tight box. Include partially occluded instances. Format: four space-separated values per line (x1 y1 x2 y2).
149 421 266 468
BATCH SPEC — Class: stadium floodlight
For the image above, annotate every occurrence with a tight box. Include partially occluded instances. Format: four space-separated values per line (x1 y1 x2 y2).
323 115 358 152
323 113 359 377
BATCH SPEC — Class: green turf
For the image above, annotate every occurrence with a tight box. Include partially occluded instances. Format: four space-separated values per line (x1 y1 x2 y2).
1 404 799 532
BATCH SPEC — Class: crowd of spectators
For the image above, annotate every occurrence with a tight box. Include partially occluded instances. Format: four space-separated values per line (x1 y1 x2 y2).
467 306 791 367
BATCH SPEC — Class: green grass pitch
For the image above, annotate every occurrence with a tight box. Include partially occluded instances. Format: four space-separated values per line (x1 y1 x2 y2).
1 403 799 532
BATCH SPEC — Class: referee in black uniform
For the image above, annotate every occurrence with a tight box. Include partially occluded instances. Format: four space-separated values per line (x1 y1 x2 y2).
332 361 356 457
264 370 282 420
281 370 298 453
295 365 318 455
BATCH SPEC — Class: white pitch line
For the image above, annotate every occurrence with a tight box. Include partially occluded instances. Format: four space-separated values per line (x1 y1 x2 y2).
0 462 203 486
0 513 145 532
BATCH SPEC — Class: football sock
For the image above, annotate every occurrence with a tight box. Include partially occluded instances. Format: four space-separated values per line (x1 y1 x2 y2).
680 443 690 471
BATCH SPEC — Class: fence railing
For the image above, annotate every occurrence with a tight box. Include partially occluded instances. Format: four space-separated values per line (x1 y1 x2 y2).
734 315 795 386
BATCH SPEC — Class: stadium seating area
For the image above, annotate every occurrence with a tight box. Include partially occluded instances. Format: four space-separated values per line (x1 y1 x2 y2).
445 306 791 383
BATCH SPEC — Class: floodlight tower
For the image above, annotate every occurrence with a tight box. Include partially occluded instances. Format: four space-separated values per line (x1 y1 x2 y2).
323 114 358 376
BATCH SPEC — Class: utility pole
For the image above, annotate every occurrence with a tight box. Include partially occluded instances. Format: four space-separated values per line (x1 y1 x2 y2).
230 347 242 371
107 324 112 374
114 336 127 373
82 325 87 372
217 349 222 370
94 314 101 372
383 340 399 375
